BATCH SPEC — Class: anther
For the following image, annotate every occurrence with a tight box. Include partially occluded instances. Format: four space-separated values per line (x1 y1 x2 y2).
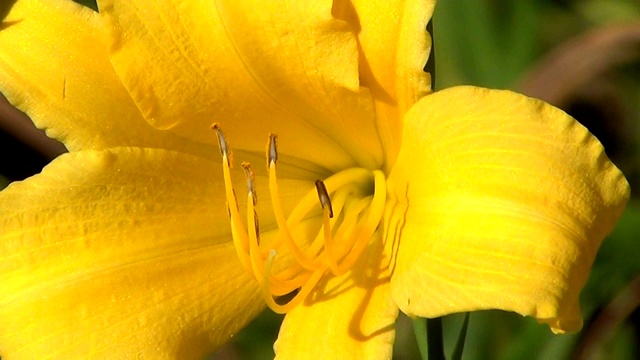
315 180 333 218
241 162 257 205
267 134 278 166
211 123 230 163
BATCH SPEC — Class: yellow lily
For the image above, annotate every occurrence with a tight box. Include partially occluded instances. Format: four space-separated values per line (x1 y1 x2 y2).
0 0 629 359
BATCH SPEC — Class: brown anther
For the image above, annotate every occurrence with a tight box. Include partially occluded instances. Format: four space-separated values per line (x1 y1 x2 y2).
211 123 230 164
268 134 278 166
241 162 257 205
315 180 333 218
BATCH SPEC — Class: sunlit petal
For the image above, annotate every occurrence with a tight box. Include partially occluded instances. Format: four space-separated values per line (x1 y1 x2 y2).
0 0 206 155
388 86 629 333
334 0 435 164
99 0 383 170
0 148 281 358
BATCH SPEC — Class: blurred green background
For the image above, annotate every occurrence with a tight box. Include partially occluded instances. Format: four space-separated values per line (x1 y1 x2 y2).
1 0 638 359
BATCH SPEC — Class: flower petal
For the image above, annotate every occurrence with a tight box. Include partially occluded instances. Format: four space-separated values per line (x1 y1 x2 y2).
274 233 398 359
99 0 383 171
333 0 435 164
387 86 629 333
0 0 207 155
0 0 331 209
0 147 308 358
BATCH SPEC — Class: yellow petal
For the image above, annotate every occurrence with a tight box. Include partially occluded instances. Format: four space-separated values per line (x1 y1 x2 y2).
99 0 383 171
274 233 398 359
0 148 274 358
334 0 435 165
0 0 207 155
387 86 629 333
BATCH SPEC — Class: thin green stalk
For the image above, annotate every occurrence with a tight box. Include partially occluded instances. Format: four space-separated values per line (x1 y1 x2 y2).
452 313 471 360
427 317 446 360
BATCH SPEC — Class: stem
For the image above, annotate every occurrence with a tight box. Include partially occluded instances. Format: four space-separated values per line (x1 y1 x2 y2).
427 317 446 360
452 313 471 360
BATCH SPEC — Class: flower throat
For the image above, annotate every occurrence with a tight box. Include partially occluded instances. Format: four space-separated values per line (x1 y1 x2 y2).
212 124 386 313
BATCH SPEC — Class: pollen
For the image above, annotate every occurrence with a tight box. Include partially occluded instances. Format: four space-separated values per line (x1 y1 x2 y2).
212 124 386 313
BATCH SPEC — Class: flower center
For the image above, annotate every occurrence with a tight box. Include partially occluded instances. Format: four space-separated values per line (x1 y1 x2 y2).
212 124 386 313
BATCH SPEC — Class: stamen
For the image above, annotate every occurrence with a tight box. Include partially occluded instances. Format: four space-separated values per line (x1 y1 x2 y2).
262 250 325 314
242 162 257 206
331 196 369 252
315 180 341 275
213 125 387 314
242 162 265 283
280 168 373 234
268 271 310 296
211 123 230 165
267 138 323 270
331 170 386 274
211 124 251 272
315 180 333 218
268 133 278 166
274 288 301 306
322 205 341 275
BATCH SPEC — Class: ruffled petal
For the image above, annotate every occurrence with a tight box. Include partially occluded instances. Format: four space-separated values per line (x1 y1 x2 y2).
387 86 629 333
0 147 316 358
0 0 206 155
333 0 435 164
274 233 398 359
99 0 383 171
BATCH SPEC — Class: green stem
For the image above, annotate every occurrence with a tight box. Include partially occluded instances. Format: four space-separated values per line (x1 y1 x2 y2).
427 317 446 360
452 313 471 360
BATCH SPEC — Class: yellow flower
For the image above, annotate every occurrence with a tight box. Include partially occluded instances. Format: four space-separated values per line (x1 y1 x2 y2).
0 0 629 359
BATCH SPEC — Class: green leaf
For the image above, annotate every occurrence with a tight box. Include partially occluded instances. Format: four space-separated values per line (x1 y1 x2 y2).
413 317 429 360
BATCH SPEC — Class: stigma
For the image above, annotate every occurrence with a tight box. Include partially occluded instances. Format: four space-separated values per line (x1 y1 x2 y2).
211 124 386 313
